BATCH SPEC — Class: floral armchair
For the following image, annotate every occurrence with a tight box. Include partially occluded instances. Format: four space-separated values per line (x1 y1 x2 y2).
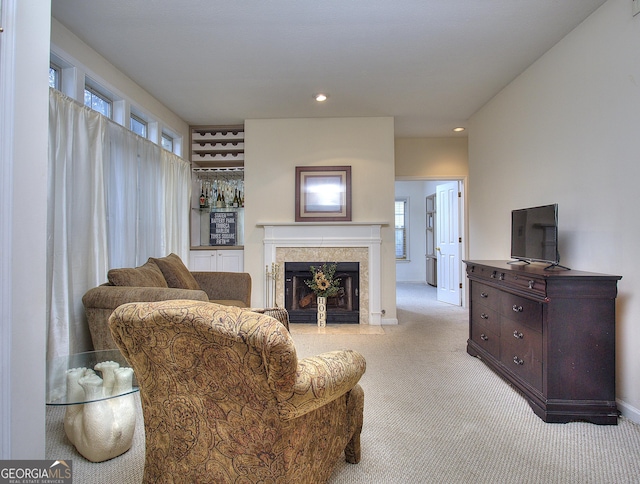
108 299 366 483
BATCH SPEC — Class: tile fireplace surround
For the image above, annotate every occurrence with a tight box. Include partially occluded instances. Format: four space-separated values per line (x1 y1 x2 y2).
259 223 384 325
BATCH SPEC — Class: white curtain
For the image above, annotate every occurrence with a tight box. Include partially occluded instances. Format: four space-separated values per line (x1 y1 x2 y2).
47 89 191 358
161 149 192 258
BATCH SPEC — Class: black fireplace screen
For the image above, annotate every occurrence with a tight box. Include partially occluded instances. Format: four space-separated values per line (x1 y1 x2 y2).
284 262 359 324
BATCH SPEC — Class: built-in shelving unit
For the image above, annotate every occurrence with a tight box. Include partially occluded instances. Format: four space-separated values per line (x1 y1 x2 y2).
189 125 245 264
190 124 244 168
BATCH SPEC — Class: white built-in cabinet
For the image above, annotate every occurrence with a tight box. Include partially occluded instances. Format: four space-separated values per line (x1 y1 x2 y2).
189 250 244 272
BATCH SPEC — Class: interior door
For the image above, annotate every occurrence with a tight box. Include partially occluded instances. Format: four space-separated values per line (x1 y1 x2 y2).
436 181 461 305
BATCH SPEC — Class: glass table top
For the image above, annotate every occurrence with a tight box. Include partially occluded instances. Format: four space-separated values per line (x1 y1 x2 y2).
46 349 139 405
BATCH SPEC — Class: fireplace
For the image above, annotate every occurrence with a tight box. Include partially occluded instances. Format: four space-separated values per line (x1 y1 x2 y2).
260 223 384 324
285 262 359 324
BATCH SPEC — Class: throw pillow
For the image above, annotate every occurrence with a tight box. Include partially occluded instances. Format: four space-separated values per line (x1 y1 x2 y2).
108 259 168 287
151 253 201 290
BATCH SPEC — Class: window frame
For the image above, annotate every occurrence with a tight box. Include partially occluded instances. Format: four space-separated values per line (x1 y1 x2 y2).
49 62 61 90
161 132 174 152
395 198 409 261
130 112 148 138
84 83 113 119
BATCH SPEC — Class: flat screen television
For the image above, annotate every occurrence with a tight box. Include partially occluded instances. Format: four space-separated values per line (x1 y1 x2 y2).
510 203 562 268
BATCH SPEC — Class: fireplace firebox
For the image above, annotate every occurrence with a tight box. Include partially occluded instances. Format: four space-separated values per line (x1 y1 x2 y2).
285 262 359 324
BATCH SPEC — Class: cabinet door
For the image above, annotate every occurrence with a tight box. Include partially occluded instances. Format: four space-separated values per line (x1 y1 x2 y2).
218 250 244 272
189 250 244 272
190 251 217 271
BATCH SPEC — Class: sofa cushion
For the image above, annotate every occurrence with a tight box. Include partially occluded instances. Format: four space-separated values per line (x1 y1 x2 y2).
108 259 168 287
151 253 200 290
211 299 247 308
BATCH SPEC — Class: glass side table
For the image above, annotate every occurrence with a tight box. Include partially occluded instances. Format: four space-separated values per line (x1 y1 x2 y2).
46 349 139 462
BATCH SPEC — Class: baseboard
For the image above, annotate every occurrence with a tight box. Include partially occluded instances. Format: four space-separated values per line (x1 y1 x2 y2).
381 317 398 325
617 399 640 424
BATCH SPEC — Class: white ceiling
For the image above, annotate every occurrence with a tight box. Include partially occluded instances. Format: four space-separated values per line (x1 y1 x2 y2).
51 0 607 137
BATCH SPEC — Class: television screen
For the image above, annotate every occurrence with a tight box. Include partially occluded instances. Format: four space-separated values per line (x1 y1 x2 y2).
511 204 558 264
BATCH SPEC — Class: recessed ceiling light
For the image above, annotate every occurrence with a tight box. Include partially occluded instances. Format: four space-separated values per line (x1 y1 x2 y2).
453 127 465 132
315 93 328 102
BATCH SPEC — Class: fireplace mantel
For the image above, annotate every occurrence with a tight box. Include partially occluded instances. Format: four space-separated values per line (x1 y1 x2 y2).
257 221 387 226
258 223 387 325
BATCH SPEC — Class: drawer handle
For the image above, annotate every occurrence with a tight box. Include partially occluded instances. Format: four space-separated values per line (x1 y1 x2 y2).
513 356 524 365
512 304 523 313
480 292 488 298
513 330 523 339
499 273 505 280
480 334 489 341
481 313 489 320
528 280 535 289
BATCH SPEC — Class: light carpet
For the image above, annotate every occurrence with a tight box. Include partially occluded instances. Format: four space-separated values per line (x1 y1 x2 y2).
46 283 640 483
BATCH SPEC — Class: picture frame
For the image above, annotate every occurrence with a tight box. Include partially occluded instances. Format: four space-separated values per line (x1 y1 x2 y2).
295 165 352 222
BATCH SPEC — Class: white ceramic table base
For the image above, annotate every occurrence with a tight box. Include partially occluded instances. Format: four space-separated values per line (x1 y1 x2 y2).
63 362 136 462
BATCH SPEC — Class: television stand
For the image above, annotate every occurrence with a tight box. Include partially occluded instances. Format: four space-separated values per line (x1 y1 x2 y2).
464 260 621 424
508 259 571 271
543 261 571 271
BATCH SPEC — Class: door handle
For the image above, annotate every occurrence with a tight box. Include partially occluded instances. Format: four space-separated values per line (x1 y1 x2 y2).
436 247 441 252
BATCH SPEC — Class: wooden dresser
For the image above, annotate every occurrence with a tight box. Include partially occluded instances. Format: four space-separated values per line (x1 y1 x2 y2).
464 260 621 424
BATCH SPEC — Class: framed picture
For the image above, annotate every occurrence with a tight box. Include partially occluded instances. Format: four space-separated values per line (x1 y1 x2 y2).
295 166 352 222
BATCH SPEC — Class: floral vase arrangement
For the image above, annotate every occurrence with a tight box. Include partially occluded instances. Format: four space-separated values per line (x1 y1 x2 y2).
305 263 341 327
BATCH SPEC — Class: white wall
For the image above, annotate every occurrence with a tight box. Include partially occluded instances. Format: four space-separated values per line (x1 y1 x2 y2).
395 137 468 179
468 0 640 421
244 117 397 321
0 0 50 457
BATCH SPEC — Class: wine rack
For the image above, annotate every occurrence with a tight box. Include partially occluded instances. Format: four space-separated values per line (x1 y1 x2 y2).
190 124 244 167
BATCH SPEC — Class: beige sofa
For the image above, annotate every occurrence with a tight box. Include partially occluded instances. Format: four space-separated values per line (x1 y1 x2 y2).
82 253 252 351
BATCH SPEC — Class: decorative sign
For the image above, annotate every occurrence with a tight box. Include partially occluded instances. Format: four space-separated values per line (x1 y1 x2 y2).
210 211 237 246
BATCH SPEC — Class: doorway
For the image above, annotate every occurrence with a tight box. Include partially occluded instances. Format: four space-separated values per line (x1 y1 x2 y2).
395 178 466 306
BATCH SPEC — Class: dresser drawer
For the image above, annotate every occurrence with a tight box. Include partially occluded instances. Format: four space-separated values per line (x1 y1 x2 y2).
503 271 546 298
500 292 543 331
470 321 500 359
466 261 547 298
500 320 542 390
471 282 502 312
471 303 500 336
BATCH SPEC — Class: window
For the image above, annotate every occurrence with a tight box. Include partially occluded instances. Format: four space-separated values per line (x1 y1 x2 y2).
84 85 112 118
130 113 147 138
49 63 60 90
51 48 183 154
395 199 408 260
161 132 174 152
